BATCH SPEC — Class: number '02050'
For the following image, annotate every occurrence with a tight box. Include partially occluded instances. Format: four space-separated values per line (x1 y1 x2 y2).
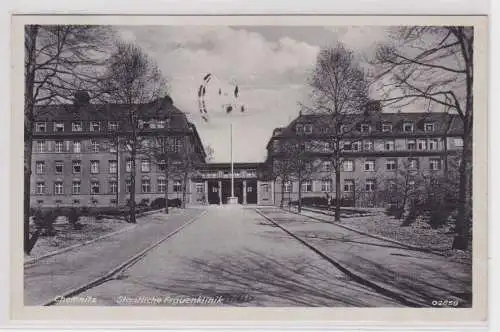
431 300 459 307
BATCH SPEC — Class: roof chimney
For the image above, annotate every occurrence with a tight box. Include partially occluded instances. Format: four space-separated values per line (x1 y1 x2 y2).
73 90 91 105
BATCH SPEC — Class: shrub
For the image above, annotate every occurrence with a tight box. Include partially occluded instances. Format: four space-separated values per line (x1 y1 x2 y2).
34 209 60 236
67 207 81 226
168 198 182 208
151 197 166 209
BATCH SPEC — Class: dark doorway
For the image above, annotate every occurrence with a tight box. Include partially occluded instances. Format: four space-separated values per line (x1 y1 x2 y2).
220 179 244 204
207 180 220 204
246 180 257 204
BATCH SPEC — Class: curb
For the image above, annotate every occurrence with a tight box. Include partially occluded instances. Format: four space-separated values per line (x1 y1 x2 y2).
255 209 426 307
24 208 174 267
43 210 207 306
285 207 450 258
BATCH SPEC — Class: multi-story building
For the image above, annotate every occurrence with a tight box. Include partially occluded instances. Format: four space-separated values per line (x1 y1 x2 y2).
265 109 464 207
30 94 207 208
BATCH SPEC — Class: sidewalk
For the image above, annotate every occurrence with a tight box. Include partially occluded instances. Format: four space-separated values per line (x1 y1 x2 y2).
24 208 205 306
257 207 472 307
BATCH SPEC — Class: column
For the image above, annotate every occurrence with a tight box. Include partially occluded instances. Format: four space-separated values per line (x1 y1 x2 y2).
243 180 247 205
204 180 208 205
218 180 222 206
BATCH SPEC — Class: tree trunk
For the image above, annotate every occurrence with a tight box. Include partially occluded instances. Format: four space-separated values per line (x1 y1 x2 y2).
24 132 34 254
182 172 188 209
280 179 285 208
164 168 169 214
129 145 137 223
335 167 341 222
297 178 302 213
453 129 472 250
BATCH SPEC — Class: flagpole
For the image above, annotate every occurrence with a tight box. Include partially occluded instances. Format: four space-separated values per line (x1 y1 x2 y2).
230 122 234 198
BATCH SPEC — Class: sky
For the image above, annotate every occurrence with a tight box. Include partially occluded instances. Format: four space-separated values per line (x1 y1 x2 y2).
115 26 392 163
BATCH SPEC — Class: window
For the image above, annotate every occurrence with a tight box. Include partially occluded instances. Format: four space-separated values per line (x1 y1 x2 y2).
158 178 166 193
382 123 392 132
54 181 64 195
72 121 83 132
424 122 435 132
417 139 427 150
90 160 100 174
343 160 354 172
407 139 416 150
364 160 375 172
73 140 81 153
173 137 182 152
110 199 117 205
430 159 442 171
36 181 45 194
108 121 118 131
90 140 99 152
428 139 438 150
109 180 118 194
55 161 64 174
340 124 349 133
158 161 166 172
344 180 355 193
196 183 204 193
72 160 81 174
36 140 46 153
386 159 397 171
284 181 292 193
455 138 464 148
261 183 270 192
403 122 414 132
321 141 330 152
35 122 47 132
109 141 117 153
384 140 395 151
304 124 313 134
295 125 303 134
363 140 374 151
173 180 182 192
91 180 100 194
35 161 45 174
352 142 361 152
321 179 331 192
365 179 376 192
126 159 133 172
141 159 151 173
90 121 101 132
125 179 132 193
109 160 117 174
73 199 80 205
55 140 64 153
301 180 312 193
157 120 165 128
72 180 81 195
408 180 416 190
360 123 370 133
54 122 65 132
322 161 332 172
142 179 152 193
342 141 352 151
247 170 256 177
408 158 419 170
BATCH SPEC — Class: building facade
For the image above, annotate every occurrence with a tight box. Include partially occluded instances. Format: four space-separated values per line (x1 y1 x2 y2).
265 110 464 207
30 95 207 208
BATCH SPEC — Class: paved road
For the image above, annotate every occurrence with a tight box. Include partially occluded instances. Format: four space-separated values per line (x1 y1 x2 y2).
61 205 403 307
24 208 205 306
257 207 472 307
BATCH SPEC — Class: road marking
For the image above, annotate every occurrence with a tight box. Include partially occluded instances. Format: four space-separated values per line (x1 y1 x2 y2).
42 210 207 306
254 208 426 307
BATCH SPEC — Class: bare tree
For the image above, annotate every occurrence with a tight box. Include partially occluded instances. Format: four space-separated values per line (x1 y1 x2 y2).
305 44 370 221
372 27 473 249
24 25 112 254
99 41 168 223
272 158 296 208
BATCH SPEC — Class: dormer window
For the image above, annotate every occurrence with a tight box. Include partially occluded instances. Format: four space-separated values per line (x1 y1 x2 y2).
360 123 370 133
35 122 47 133
304 124 313 134
54 122 65 132
157 120 165 128
295 125 303 135
424 122 435 132
403 122 414 133
90 121 101 132
108 121 118 131
382 123 392 132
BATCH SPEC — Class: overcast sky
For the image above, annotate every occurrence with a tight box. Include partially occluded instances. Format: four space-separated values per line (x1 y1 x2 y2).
116 26 391 162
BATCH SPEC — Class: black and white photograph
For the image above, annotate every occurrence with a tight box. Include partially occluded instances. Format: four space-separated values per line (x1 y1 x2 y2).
14 14 488 321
